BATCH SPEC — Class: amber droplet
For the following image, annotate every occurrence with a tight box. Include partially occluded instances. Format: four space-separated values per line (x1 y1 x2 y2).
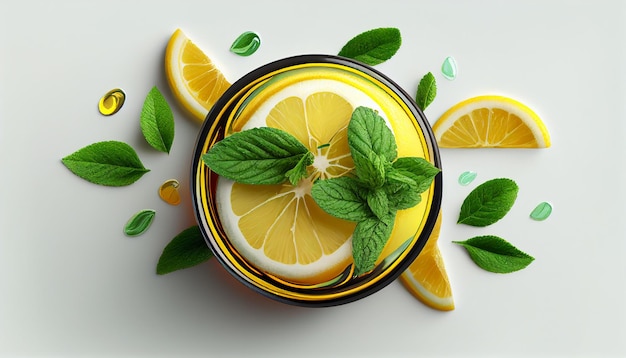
159 179 181 205
98 88 126 116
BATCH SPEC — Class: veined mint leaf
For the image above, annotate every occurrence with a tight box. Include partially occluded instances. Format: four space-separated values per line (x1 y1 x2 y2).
61 141 150 186
202 127 311 185
385 170 421 210
157 225 214 275
366 187 389 221
453 235 534 273
140 86 174 154
415 72 437 111
458 178 518 226
124 209 155 236
353 151 387 188
285 151 314 185
352 213 395 275
338 27 401 66
348 107 397 163
311 177 371 222
392 157 440 193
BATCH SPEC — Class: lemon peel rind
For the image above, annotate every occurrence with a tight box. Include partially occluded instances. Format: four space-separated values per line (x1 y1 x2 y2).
432 95 551 148
399 270 455 311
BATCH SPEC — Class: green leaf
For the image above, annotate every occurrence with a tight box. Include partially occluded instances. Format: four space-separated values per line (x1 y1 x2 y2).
458 178 519 226
202 127 311 185
366 187 389 220
352 213 395 275
415 72 437 111
353 151 387 188
338 27 402 66
230 31 261 56
392 157 440 193
453 235 534 273
285 151 314 186
124 209 155 236
140 86 174 153
384 170 421 210
348 107 397 162
61 141 150 186
311 177 372 222
157 225 214 275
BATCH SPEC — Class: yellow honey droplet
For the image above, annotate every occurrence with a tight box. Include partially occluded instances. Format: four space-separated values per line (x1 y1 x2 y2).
159 179 181 206
98 88 126 116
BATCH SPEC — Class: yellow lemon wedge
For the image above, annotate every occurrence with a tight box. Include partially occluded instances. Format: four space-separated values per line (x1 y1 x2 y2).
399 213 455 311
165 29 231 122
432 95 550 148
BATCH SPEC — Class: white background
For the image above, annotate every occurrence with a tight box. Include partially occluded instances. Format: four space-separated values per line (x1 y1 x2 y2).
1 1 625 357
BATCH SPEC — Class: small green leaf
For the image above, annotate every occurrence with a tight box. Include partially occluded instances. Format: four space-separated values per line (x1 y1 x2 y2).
352 213 395 275
61 141 150 186
391 157 440 193
458 178 518 227
338 27 402 66
366 187 389 221
230 31 261 56
348 107 397 163
285 151 314 186
384 170 421 210
140 86 174 153
157 225 213 275
311 177 371 222
415 72 437 111
353 151 387 188
202 127 311 185
453 235 534 273
124 209 156 236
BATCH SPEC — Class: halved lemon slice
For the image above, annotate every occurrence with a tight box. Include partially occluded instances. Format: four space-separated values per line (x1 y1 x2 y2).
399 213 454 311
432 95 550 148
165 29 231 122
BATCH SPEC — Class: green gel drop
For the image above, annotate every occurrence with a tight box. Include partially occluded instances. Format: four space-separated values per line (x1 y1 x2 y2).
124 209 156 236
230 31 261 56
530 202 552 221
441 56 457 80
458 171 477 186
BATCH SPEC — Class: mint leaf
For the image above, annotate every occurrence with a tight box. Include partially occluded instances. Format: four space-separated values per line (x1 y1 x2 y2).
124 209 156 236
202 127 311 185
366 188 389 220
392 157 440 193
453 235 534 273
458 178 518 226
338 27 401 66
353 151 387 188
285 151 314 185
61 141 150 186
140 86 174 154
311 177 371 222
348 107 397 163
352 213 395 275
157 225 213 275
415 72 437 111
385 170 421 210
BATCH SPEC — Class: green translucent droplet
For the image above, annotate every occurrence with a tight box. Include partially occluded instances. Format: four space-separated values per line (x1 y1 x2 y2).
530 202 552 221
230 31 261 56
124 209 156 236
441 56 457 80
458 171 477 186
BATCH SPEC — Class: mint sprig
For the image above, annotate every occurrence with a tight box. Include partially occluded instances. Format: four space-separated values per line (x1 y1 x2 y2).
338 28 402 66
140 86 175 154
202 127 313 185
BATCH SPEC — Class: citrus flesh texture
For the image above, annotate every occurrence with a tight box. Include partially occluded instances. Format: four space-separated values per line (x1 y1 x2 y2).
215 70 432 285
432 95 550 148
165 29 231 122
399 213 454 311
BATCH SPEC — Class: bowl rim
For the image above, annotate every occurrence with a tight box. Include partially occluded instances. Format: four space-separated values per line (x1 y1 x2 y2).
190 54 442 307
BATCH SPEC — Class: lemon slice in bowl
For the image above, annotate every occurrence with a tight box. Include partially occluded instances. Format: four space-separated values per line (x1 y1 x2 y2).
399 212 454 311
165 29 231 122
432 95 551 148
